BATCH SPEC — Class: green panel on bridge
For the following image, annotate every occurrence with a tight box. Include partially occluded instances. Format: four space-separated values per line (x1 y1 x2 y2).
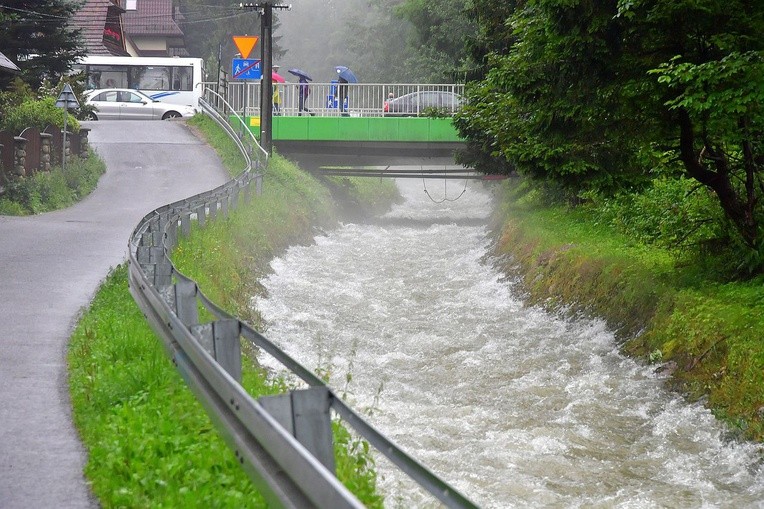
268 117 462 142
273 117 309 139
337 118 371 141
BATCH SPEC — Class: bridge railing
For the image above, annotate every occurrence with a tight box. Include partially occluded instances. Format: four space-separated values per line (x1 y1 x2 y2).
202 82 465 118
127 96 479 508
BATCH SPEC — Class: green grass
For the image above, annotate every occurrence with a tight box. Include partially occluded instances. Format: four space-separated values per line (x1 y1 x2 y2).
0 152 105 215
494 180 764 441
187 115 248 177
69 266 266 508
69 115 394 507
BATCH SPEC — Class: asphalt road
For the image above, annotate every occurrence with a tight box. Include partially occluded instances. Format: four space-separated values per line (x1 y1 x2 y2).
0 120 230 508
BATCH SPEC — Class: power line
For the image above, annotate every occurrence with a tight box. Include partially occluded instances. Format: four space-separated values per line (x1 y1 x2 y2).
1 5 255 26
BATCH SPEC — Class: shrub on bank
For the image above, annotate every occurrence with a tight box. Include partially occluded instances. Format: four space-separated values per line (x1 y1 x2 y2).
0 152 105 215
494 179 764 441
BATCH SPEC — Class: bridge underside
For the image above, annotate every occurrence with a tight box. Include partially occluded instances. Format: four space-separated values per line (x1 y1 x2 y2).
273 140 493 179
274 140 465 166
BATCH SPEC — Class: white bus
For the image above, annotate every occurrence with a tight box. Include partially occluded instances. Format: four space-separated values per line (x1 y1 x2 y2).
74 55 205 107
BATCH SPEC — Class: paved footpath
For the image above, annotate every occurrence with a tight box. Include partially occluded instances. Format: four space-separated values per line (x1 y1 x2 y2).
0 120 229 508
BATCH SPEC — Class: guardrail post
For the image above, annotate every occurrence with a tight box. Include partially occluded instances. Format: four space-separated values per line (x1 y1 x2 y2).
180 212 191 237
243 179 253 204
209 199 218 221
214 319 241 381
175 278 198 326
190 319 242 382
195 205 207 227
166 217 178 250
155 257 173 287
259 386 335 473
221 193 229 217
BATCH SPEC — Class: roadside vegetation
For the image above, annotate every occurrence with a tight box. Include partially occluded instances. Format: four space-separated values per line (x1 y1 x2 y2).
0 79 103 215
0 151 104 215
68 113 397 507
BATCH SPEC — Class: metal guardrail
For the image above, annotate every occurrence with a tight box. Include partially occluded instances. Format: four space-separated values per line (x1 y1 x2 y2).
203 82 465 118
126 96 479 507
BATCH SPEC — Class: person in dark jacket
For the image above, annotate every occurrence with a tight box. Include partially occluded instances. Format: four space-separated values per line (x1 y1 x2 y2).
298 77 313 116
338 76 349 116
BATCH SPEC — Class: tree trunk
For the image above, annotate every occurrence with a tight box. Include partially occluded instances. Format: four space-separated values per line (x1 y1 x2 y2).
677 109 759 249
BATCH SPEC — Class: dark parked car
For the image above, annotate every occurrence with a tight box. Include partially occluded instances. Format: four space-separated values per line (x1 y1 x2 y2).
383 90 464 116
83 88 197 120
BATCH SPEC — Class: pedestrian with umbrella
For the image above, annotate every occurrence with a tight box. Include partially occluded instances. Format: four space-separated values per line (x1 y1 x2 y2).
272 65 286 115
335 66 358 116
288 68 314 116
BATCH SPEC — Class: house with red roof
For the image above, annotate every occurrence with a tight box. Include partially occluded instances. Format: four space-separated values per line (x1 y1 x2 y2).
73 0 189 57
73 0 129 56
122 0 189 57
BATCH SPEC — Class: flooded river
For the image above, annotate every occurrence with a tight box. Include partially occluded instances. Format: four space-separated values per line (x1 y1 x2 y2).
253 178 764 508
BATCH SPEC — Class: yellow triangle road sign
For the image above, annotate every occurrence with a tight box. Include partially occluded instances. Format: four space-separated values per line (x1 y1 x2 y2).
233 36 258 60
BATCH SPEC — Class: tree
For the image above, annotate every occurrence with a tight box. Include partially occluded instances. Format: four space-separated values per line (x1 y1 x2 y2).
457 0 653 193
633 0 764 267
463 0 516 80
455 0 764 273
0 0 85 90
394 0 476 82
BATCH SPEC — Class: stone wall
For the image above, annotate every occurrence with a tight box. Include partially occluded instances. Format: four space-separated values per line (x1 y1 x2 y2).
0 126 90 183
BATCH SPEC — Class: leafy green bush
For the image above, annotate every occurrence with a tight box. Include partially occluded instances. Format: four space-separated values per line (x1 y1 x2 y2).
589 177 721 248
0 151 105 215
0 77 36 113
1 96 79 134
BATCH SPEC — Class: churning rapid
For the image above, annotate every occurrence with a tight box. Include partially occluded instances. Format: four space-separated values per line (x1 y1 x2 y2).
252 177 764 508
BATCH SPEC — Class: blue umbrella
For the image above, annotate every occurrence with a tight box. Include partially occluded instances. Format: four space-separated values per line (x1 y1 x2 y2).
288 68 312 81
335 66 358 83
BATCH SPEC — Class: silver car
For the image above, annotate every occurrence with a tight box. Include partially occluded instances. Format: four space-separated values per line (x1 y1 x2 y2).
383 90 464 116
83 88 197 120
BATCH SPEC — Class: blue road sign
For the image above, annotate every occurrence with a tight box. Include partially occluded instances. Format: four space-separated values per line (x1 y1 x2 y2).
232 58 262 80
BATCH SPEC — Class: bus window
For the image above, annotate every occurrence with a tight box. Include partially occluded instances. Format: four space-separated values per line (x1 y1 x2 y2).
171 66 193 91
88 65 127 88
131 66 171 91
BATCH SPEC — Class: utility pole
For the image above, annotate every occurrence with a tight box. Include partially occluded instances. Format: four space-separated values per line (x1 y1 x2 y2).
239 2 290 155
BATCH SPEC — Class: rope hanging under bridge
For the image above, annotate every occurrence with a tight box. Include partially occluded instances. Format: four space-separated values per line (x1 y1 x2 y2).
422 166 468 203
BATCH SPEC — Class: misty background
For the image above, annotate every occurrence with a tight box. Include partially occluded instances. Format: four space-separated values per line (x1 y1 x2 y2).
179 0 475 84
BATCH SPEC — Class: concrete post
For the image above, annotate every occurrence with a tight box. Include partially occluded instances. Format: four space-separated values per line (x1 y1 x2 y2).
40 133 52 172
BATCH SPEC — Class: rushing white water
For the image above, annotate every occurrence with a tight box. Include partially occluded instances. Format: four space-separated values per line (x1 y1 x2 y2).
253 178 764 508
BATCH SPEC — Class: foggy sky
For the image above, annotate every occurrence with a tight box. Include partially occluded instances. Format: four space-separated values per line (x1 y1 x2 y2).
275 0 371 82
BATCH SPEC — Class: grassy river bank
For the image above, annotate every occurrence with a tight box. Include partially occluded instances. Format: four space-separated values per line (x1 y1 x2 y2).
491 181 764 442
68 115 764 506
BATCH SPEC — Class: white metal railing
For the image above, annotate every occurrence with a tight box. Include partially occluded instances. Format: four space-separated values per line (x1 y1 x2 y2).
202 82 465 118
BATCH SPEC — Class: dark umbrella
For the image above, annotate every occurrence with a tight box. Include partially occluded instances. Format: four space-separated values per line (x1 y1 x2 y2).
288 68 312 81
335 66 358 83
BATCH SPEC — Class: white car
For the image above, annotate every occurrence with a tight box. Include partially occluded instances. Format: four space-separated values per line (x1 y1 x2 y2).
83 88 197 120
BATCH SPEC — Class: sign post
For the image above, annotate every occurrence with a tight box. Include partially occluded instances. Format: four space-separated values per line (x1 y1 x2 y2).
238 3 291 155
232 35 260 134
55 84 80 171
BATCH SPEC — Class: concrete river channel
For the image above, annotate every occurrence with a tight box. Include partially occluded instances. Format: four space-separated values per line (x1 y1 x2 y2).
252 177 764 508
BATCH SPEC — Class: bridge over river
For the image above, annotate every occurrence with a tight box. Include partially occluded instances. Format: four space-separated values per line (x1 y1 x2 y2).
203 82 502 179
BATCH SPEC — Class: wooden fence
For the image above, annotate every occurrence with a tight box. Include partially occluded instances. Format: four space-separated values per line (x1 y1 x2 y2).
0 125 90 182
